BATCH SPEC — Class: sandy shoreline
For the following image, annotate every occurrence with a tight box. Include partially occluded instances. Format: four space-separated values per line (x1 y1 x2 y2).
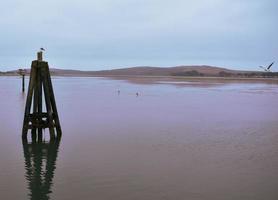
1 75 278 87
2 74 278 82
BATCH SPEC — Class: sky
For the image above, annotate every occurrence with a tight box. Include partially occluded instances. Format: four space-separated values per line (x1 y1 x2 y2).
0 0 277 71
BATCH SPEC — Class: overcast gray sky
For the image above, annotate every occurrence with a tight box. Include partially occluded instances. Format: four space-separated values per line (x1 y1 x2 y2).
0 0 277 71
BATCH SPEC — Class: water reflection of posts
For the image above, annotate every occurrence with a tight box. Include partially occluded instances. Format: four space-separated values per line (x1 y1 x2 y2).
22 137 61 200
18 69 27 92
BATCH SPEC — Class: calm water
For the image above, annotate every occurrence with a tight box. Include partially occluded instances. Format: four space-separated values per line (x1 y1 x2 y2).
0 76 278 200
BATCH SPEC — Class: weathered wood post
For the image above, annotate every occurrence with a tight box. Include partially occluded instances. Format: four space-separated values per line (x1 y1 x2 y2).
22 51 62 141
23 74 25 92
18 69 26 92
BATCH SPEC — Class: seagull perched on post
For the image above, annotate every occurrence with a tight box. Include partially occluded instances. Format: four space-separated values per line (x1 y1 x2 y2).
259 62 274 72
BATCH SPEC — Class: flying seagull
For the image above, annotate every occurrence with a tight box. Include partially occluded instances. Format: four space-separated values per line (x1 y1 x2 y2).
259 62 274 72
40 47 45 51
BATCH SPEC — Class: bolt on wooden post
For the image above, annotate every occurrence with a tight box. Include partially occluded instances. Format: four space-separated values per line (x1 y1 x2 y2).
22 51 62 141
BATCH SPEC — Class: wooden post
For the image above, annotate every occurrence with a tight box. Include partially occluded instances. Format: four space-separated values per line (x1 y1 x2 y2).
22 52 62 141
18 69 26 92
37 51 43 61
22 74 25 92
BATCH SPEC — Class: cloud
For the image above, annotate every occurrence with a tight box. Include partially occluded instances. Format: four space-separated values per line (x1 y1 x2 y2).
0 0 277 70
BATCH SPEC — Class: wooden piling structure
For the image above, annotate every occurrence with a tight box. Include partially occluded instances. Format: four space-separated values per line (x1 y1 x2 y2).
22 51 62 141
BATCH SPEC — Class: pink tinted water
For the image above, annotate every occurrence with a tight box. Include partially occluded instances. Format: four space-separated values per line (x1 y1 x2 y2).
0 77 278 200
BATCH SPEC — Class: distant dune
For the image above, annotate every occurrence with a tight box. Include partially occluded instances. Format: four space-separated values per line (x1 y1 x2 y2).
90 66 238 76
1 65 277 78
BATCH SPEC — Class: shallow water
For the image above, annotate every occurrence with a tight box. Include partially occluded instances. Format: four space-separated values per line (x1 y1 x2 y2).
0 76 278 200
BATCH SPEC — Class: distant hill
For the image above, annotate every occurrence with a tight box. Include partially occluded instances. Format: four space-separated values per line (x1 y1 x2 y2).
90 66 238 76
1 65 278 78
